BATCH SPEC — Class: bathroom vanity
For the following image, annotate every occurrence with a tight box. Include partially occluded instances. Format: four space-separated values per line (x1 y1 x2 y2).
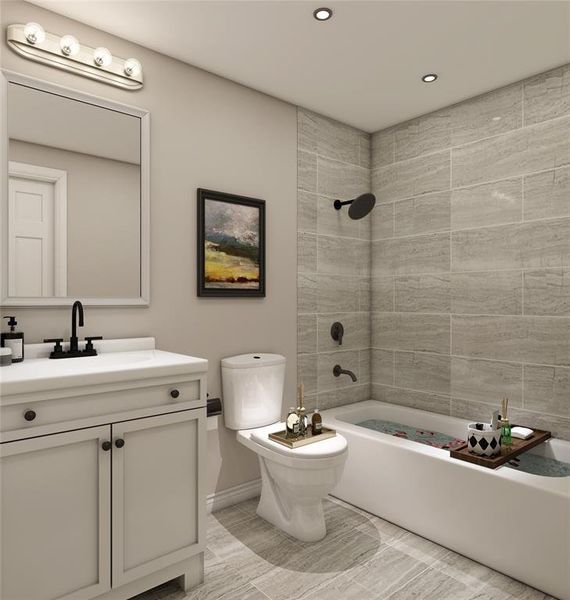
0 337 207 600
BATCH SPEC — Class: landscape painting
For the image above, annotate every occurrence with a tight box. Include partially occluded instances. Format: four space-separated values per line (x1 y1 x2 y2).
197 189 266 297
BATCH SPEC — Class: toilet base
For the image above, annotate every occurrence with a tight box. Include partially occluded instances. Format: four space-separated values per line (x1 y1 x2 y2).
255 457 328 542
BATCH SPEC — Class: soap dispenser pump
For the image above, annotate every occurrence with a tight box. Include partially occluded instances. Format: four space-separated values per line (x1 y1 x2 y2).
1 316 24 363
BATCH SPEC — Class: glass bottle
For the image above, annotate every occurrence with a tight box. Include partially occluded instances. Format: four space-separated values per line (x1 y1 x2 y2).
286 407 300 439
312 409 323 435
298 407 307 437
501 418 512 446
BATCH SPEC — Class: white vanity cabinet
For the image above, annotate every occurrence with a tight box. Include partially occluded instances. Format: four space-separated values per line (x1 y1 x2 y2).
0 338 207 600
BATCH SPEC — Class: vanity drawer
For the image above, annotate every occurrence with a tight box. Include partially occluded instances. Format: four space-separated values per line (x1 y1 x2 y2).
1 381 201 435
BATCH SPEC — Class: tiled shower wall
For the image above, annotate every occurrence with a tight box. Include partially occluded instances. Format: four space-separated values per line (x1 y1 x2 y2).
370 64 570 439
297 108 372 410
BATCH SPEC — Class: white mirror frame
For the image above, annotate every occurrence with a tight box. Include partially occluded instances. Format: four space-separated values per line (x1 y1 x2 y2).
0 70 150 307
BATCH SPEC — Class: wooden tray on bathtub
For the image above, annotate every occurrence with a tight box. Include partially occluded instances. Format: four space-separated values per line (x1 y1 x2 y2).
450 427 551 469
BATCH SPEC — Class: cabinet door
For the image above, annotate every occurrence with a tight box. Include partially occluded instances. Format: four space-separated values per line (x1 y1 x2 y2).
111 409 206 586
1 426 111 600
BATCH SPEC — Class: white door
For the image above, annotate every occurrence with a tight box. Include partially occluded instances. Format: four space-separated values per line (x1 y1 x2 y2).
8 176 55 297
112 409 206 586
0 426 112 600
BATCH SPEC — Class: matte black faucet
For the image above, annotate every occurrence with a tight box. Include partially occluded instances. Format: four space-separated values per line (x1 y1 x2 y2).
70 300 84 353
44 300 102 359
333 364 357 382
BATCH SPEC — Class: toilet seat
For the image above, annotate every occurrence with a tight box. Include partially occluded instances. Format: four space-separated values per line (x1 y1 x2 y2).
237 422 348 469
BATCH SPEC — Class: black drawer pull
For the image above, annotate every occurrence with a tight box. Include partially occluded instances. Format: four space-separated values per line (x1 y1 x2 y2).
115 438 125 448
170 389 180 399
24 410 36 422
101 441 112 451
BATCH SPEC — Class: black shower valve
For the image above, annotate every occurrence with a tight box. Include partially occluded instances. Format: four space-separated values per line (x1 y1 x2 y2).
331 322 344 345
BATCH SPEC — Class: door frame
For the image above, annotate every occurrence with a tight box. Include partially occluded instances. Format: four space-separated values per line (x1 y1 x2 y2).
111 409 206 587
0 425 112 600
8 160 68 297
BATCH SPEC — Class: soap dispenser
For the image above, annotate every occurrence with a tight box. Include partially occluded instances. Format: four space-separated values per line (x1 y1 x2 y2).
1 316 24 363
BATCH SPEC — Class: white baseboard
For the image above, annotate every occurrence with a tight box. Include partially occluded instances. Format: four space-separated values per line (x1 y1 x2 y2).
206 479 261 513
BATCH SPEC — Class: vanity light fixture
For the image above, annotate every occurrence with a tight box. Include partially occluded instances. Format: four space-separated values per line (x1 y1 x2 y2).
422 73 438 83
313 7 333 21
6 23 143 90
60 34 80 57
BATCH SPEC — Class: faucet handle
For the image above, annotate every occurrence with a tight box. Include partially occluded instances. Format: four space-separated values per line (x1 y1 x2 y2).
44 338 64 357
85 336 103 351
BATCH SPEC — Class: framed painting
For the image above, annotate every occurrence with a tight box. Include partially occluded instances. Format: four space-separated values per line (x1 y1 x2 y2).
197 189 266 297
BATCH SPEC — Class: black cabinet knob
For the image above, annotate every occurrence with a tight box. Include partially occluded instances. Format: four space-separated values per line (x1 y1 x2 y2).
101 441 112 451
115 438 125 448
24 410 36 422
170 389 180 399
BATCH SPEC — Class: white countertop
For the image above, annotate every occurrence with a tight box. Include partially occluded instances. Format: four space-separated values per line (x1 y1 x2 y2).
0 338 208 398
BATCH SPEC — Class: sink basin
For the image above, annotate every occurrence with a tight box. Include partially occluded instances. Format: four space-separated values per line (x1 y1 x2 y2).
0 338 208 399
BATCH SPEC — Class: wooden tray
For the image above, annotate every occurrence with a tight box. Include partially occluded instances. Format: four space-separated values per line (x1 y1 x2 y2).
269 426 336 449
450 427 551 469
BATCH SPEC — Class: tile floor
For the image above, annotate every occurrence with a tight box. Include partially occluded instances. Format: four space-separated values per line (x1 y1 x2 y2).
135 496 556 600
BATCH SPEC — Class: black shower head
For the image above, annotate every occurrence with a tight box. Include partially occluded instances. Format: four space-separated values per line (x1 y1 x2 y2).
333 193 376 220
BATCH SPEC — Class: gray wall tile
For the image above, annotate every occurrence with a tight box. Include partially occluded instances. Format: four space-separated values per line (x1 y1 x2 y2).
298 314 317 354
371 127 395 168
524 268 570 316
450 271 522 315
372 278 394 312
359 133 371 169
451 357 523 406
318 236 369 277
523 64 570 126
298 232 317 273
394 110 450 162
318 196 361 239
318 156 369 199
452 315 570 366
359 349 371 384
372 384 451 416
395 274 450 313
298 353 318 394
451 178 522 230
371 349 394 385
298 109 317 152
317 383 370 410
395 351 451 395
372 202 394 240
373 233 450 277
318 349 361 391
524 166 570 221
372 313 450 354
316 274 361 312
452 117 570 188
298 273 317 313
314 113 363 166
450 83 522 147
452 218 570 272
298 190 317 233
394 192 451 237
359 277 371 311
524 365 570 416
372 150 450 202
317 312 369 352
298 149 317 192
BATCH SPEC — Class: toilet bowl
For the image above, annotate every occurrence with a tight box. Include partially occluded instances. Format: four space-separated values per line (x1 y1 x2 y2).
238 422 348 541
222 353 348 542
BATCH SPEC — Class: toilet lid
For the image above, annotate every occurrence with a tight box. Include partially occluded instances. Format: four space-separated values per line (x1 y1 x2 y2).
249 422 348 459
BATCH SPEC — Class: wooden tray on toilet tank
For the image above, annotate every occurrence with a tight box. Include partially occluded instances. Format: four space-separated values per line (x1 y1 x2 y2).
450 427 551 469
269 426 336 449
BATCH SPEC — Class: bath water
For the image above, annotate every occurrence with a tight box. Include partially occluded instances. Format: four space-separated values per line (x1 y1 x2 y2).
506 453 570 477
356 418 464 450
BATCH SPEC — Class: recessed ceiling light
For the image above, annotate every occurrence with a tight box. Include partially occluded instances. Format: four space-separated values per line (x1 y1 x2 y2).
313 7 333 21
422 73 438 83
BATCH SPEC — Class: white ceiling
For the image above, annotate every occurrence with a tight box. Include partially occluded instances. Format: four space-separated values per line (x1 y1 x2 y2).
29 0 570 132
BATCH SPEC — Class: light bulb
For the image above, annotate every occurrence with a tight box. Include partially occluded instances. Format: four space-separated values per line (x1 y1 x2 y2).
123 58 142 77
24 22 45 45
93 47 112 67
60 35 80 57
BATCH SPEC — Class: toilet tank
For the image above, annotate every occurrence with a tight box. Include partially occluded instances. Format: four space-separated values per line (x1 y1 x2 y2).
221 353 286 430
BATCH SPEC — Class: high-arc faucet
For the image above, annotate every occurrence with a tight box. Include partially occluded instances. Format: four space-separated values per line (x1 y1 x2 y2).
333 364 357 382
70 300 84 353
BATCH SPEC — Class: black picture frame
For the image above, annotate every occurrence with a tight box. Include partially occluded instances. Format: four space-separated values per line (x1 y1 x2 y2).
197 188 266 297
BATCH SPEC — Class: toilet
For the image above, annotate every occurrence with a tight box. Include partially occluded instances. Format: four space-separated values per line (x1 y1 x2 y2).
222 353 348 542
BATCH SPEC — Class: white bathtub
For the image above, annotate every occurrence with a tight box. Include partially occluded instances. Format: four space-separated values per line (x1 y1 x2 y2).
322 400 570 600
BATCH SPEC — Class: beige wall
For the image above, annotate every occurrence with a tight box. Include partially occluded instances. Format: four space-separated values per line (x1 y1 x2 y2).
297 108 372 411
371 65 570 439
1 1 298 494
9 140 141 298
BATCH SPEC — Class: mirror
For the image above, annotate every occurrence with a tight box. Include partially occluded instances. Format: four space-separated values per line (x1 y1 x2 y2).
2 73 149 306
